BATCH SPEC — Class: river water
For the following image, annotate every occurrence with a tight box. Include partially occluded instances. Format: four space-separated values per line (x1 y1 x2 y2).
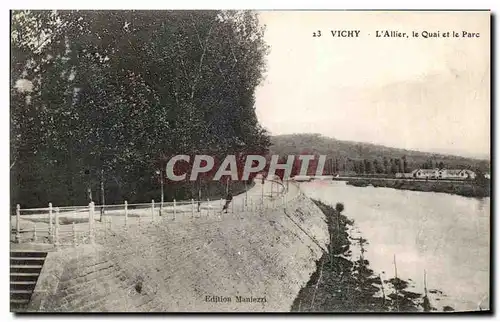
300 180 490 312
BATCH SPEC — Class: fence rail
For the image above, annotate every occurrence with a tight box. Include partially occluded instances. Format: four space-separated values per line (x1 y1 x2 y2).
11 178 294 247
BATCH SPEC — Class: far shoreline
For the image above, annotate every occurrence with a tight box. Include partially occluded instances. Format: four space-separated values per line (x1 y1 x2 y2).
343 178 490 198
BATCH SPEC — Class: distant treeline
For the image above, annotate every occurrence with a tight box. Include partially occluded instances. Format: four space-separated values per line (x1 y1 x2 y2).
323 156 409 174
270 134 490 175
322 156 485 175
346 178 491 198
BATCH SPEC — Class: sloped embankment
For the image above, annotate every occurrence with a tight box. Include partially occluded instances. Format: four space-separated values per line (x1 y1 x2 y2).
29 188 329 312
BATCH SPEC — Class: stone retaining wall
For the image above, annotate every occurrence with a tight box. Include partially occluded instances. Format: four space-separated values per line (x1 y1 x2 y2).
29 184 328 312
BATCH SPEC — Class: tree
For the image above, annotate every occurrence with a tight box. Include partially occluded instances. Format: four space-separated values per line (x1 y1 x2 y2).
373 159 384 174
359 160 365 174
473 168 488 185
364 159 372 174
402 156 409 173
383 157 389 174
398 159 403 173
11 10 271 207
390 159 398 174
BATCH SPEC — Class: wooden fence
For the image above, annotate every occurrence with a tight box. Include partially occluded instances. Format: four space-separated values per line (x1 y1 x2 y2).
11 179 292 246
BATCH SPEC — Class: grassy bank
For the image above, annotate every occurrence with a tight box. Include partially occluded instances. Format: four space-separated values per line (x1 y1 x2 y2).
291 200 449 312
346 178 490 198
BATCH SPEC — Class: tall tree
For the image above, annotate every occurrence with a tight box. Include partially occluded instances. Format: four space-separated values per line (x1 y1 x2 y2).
364 159 372 174
383 157 389 174
402 155 408 173
11 10 270 207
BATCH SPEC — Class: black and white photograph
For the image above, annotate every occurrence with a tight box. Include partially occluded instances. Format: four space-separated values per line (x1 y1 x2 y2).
9 9 491 313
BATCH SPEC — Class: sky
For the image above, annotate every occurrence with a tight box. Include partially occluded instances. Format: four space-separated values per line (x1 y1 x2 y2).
255 11 490 159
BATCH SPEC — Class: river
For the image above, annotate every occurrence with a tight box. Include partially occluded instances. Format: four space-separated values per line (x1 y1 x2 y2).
299 180 490 312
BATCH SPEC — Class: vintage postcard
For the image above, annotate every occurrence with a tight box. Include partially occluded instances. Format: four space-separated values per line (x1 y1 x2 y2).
10 10 490 313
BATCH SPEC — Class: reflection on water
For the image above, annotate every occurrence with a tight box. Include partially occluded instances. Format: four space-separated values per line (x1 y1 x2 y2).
300 180 490 312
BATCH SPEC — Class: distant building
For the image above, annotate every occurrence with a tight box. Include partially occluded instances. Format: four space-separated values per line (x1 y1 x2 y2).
438 169 462 179
439 169 476 180
459 169 476 180
396 168 476 180
411 168 439 179
292 175 312 182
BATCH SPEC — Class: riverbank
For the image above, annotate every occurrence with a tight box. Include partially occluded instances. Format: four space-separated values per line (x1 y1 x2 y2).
291 200 448 312
345 178 490 198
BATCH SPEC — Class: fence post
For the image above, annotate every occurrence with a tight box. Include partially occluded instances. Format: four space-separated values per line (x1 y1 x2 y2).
207 198 210 217
160 193 164 216
89 202 95 244
72 222 77 246
244 180 248 207
15 204 21 243
124 201 128 230
54 207 60 247
173 199 176 221
151 199 155 222
48 203 53 238
261 182 264 206
104 217 108 240
191 199 195 218
88 203 92 243
33 223 37 242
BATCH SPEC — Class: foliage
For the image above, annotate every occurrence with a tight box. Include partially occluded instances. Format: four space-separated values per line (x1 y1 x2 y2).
11 10 270 207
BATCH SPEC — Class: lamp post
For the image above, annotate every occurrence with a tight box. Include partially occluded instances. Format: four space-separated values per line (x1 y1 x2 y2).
156 169 164 212
261 175 264 205
84 169 92 202
244 179 248 206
